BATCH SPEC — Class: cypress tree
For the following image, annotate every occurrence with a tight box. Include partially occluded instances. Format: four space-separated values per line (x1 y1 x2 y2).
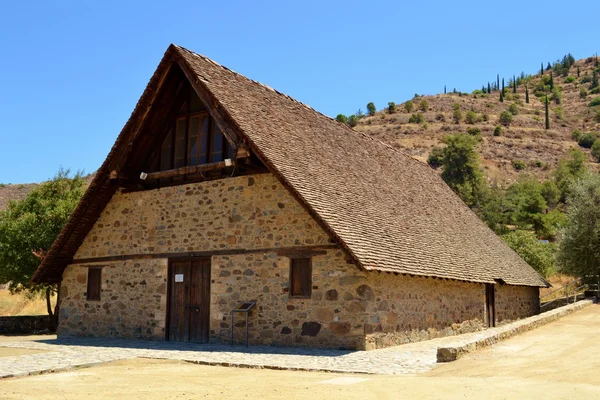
546 62 552 71
577 66 580 77
541 62 544 75
502 78 505 93
525 85 529 103
497 74 500 89
488 82 491 93
444 85 447 94
545 96 550 130
513 75 517 93
549 72 554 90
500 90 504 102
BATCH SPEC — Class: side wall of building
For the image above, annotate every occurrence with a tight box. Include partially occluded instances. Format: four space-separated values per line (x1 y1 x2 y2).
57 173 538 348
495 284 540 323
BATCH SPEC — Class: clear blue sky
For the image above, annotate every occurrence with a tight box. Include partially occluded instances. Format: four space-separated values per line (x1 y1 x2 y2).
0 1 598 183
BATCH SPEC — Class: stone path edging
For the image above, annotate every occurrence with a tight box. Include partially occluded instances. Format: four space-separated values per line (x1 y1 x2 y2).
436 300 594 362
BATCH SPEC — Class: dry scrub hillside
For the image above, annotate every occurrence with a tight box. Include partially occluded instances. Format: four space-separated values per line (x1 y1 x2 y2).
355 56 600 185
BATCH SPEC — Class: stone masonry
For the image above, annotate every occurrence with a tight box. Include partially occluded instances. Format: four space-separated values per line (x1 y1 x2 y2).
57 173 540 349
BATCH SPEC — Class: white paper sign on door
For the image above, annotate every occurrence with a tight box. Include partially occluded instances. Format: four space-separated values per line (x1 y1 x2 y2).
175 274 184 282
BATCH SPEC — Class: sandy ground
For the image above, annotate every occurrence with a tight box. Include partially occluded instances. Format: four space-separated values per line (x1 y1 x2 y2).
0 305 599 399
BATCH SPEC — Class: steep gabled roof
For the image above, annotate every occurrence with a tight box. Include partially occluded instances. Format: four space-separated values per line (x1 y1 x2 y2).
32 44 548 287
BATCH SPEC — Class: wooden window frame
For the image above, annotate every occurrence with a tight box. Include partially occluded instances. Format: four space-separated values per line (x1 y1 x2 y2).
289 258 312 299
86 266 103 301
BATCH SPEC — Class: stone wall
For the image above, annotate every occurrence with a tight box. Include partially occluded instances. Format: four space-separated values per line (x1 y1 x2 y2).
211 249 487 350
0 315 51 334
495 284 540 323
57 173 540 349
58 259 167 339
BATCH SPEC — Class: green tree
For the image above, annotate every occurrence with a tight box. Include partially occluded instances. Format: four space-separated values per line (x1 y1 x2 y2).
464 110 478 124
591 140 600 162
508 103 519 115
513 75 517 93
505 177 547 233
335 114 348 124
408 113 426 124
347 114 359 127
591 70 599 90
419 99 429 112
545 96 550 130
502 230 556 278
500 90 504 102
0 170 85 330
526 85 530 103
488 82 491 93
541 62 544 75
404 100 414 113
440 134 487 207
541 180 561 208
557 173 600 278
578 133 597 148
427 146 445 168
387 102 397 114
366 102 376 116
499 110 513 127
555 148 587 201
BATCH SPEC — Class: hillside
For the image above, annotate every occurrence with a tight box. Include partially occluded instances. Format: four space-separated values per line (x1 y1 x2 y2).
353 55 600 185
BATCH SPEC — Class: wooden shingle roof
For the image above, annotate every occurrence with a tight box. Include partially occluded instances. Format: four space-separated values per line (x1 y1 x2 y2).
32 44 548 287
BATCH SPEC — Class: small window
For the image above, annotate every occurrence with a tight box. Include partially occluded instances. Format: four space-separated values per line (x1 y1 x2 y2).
290 258 311 298
87 267 102 301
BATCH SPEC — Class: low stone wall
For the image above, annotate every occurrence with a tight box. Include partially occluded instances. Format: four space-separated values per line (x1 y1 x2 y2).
0 315 51 334
437 299 593 362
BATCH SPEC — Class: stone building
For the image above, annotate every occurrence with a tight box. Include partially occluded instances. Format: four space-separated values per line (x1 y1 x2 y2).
32 45 548 350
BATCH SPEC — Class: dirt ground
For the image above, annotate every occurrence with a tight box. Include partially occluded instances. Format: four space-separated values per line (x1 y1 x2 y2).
1 305 599 399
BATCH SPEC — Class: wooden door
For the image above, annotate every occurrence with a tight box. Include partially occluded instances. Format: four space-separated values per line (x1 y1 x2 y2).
485 283 496 328
168 258 211 342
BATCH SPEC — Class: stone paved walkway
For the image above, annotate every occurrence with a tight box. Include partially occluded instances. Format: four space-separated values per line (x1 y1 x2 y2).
0 301 592 378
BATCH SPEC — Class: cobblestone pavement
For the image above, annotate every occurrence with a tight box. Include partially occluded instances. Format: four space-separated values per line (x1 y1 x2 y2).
0 301 591 378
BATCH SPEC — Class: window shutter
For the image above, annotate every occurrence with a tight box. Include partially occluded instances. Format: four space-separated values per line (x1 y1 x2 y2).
290 258 311 298
87 267 102 300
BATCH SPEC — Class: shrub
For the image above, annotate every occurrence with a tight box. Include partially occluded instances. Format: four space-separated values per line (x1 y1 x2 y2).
452 109 462 124
581 75 592 84
404 100 414 113
502 230 556 277
571 129 582 141
493 126 502 136
512 160 526 170
464 110 478 124
366 102 376 116
552 87 562 104
435 113 446 122
387 102 397 114
508 103 519 115
578 133 598 148
408 113 426 124
564 76 576 83
592 140 600 162
596 110 600 123
498 110 513 127
590 97 600 107
554 107 565 120
419 99 429 112
427 146 445 168
580 87 588 98
347 115 358 127
335 114 348 124
534 159 544 168
467 127 481 136
482 114 489 122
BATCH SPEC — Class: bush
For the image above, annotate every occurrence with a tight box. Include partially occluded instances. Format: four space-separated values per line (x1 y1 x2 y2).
502 231 556 277
571 129 582 141
404 101 414 113
408 113 426 124
427 146 444 168
347 115 358 127
534 159 544 168
467 127 481 136
452 109 462 124
552 87 562 104
335 114 348 124
419 99 429 112
592 140 600 162
508 103 519 115
580 87 588 99
435 113 446 122
578 133 598 148
493 126 502 136
387 102 397 114
590 97 600 107
564 76 576 83
366 102 376 116
512 160 526 170
464 110 478 124
498 110 513 127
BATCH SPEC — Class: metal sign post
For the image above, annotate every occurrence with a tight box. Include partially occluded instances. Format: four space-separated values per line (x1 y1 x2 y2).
230 302 256 347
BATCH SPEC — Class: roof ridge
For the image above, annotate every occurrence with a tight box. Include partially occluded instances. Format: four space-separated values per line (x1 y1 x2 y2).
174 44 423 165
